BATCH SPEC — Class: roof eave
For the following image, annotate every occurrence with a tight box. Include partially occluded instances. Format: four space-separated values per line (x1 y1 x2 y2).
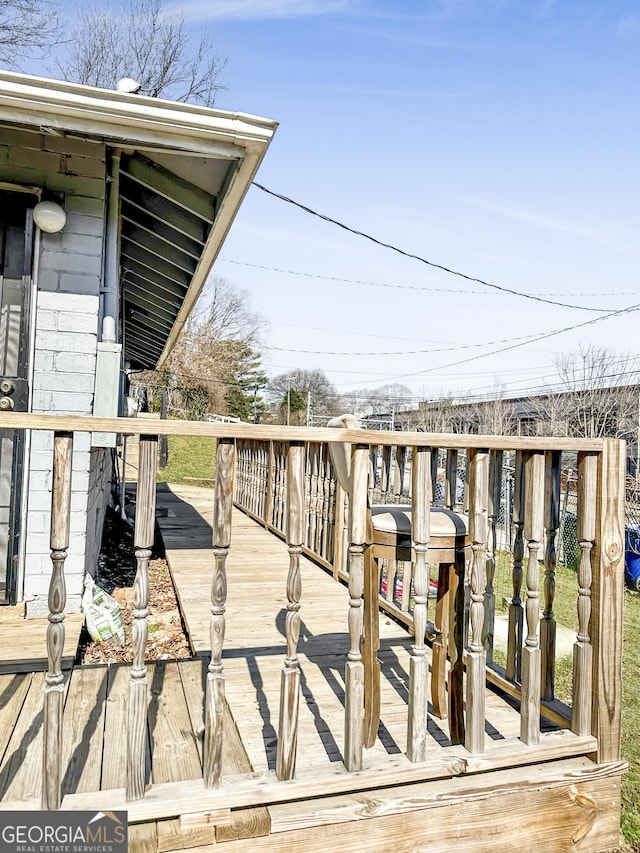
0 70 278 155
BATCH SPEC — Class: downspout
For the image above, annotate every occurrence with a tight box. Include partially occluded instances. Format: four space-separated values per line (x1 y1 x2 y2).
101 147 122 342
92 147 123 451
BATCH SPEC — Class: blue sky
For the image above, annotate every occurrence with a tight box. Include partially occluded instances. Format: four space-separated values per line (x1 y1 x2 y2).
41 2 640 400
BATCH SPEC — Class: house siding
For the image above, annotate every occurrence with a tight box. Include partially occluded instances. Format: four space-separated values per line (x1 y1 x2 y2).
0 129 110 614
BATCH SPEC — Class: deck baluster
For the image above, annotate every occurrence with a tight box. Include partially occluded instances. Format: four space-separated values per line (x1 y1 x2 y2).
484 450 503 664
266 441 275 527
432 446 451 720
572 451 597 736
368 445 378 504
204 437 235 787
127 433 158 801
309 444 319 551
321 449 332 560
507 451 525 683
344 443 368 771
42 430 73 811
381 445 391 501
407 446 432 761
394 445 406 503
333 477 346 579
277 442 305 780
430 448 439 503
521 450 545 745
465 448 488 754
445 448 458 509
442 449 464 743
541 450 561 701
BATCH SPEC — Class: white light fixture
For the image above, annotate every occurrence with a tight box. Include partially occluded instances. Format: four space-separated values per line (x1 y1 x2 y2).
116 77 141 94
33 200 66 233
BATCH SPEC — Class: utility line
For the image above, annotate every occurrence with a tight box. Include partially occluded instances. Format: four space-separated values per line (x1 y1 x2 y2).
265 329 549 356
373 301 640 384
251 183 618 313
221 257 638 300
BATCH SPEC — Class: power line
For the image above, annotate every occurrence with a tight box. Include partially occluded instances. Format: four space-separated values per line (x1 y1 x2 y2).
374 301 640 384
251 183 619 313
264 328 551 357
220 257 638 300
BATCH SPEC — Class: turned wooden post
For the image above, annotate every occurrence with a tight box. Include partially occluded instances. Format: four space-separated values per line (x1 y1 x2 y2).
407 446 432 762
344 443 368 771
321 449 332 561
445 448 458 509
308 444 319 551
42 431 73 810
266 441 275 527
127 434 158 801
465 448 488 754
394 445 406 503
507 451 525 683
590 439 625 762
484 450 503 664
204 438 235 787
333 479 346 579
541 450 561 701
572 451 597 736
381 445 391 501
520 450 545 745
444 448 465 744
432 447 453 721
430 448 439 504
277 442 305 780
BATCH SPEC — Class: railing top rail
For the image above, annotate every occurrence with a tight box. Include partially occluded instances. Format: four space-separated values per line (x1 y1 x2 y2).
0 412 611 452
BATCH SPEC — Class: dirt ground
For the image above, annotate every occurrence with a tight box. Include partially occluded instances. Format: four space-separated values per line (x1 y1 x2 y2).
78 503 192 665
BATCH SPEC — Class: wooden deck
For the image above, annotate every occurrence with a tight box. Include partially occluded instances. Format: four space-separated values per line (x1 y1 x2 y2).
155 483 536 773
0 482 625 852
0 606 84 673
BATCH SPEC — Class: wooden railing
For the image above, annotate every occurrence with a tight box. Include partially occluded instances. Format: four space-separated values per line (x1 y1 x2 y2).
0 413 626 815
233 432 626 754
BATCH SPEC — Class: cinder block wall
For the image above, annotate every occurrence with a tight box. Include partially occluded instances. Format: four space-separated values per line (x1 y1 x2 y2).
0 128 111 614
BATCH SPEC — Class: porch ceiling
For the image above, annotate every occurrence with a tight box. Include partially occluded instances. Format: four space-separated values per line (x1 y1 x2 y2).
119 151 231 370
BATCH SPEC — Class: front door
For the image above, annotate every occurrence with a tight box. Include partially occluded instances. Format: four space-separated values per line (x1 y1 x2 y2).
0 190 35 604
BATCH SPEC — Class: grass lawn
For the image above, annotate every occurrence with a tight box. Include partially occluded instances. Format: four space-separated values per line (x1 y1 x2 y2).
494 557 640 850
156 434 216 485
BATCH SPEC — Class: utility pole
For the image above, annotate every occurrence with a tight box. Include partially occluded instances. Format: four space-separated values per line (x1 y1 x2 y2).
287 378 291 427
306 391 311 427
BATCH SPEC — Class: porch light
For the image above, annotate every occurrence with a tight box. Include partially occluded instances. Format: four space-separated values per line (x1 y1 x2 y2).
33 200 66 233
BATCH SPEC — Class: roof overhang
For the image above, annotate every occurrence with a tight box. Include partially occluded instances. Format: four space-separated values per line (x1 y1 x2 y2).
0 71 278 369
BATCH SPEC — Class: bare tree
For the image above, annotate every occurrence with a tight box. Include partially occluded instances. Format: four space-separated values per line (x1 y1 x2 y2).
0 0 60 66
268 369 338 424
531 345 640 440
468 386 518 436
338 383 413 419
132 277 266 419
56 0 225 105
366 383 413 416
408 396 457 433
526 390 570 437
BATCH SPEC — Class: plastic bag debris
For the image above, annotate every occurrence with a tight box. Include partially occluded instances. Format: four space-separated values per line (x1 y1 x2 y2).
82 575 125 644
